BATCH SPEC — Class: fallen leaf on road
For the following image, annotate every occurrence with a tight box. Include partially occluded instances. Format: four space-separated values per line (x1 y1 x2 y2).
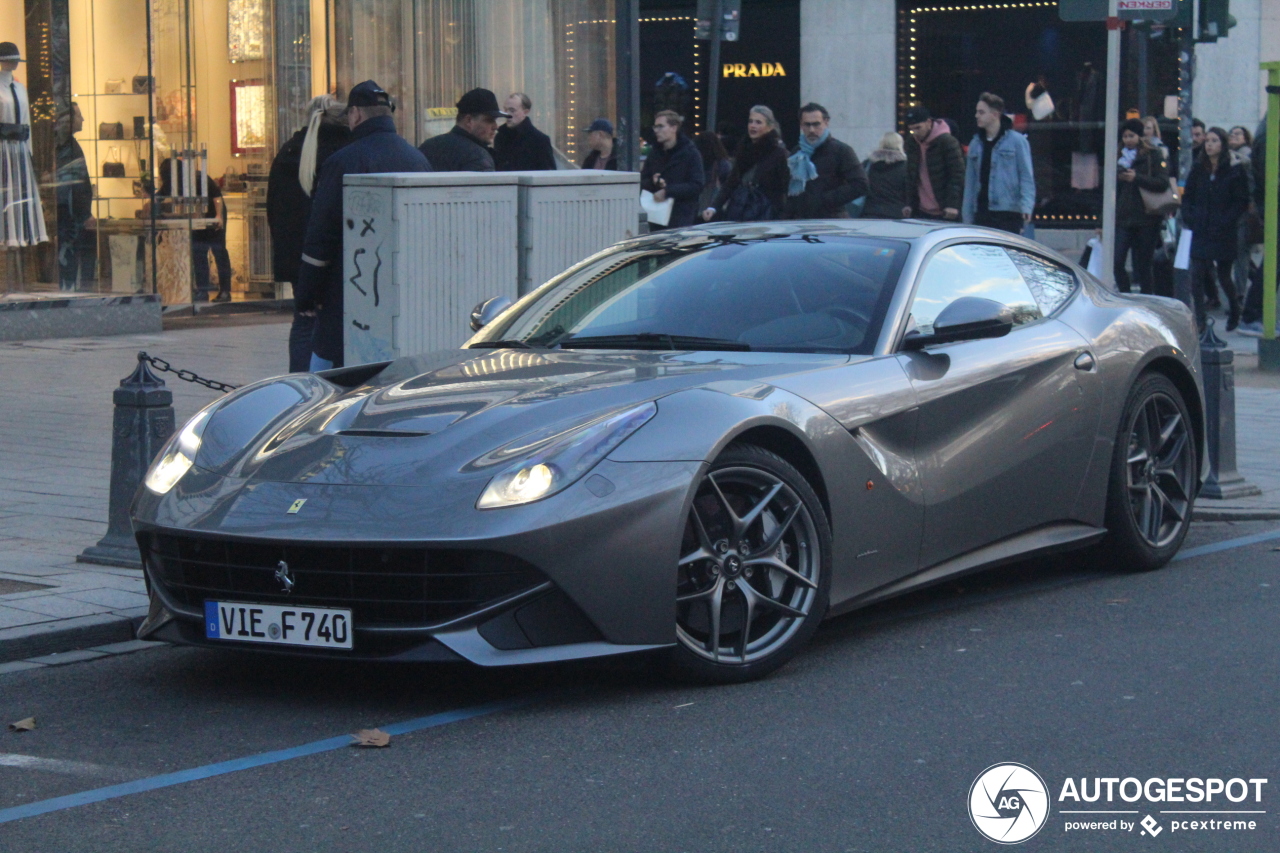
350 728 390 747
7 717 36 733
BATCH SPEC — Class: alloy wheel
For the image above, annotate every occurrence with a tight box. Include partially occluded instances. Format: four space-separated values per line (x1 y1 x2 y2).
676 465 821 664
1125 391 1194 549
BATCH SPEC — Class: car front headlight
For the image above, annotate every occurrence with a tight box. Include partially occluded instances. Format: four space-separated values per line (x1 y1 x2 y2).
144 408 213 495
475 401 657 509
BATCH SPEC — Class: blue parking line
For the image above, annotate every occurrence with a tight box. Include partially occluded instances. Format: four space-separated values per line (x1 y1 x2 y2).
1175 526 1280 562
0 694 538 825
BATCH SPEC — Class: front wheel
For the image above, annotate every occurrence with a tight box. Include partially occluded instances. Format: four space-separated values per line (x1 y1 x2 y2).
1099 372 1197 571
668 444 831 683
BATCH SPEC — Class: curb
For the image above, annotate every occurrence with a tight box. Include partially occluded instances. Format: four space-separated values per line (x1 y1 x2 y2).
1192 507 1280 522
0 611 145 664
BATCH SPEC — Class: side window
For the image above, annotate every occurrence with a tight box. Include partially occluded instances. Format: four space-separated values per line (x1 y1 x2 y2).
909 244 1043 335
1005 248 1078 316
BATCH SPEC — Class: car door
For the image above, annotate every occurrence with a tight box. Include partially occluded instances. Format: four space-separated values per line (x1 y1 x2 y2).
897 242 1100 569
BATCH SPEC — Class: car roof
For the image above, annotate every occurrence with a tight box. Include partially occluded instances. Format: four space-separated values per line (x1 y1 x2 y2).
626 219 1077 268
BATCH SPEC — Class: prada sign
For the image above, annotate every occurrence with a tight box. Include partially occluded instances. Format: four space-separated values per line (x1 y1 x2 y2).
722 62 787 78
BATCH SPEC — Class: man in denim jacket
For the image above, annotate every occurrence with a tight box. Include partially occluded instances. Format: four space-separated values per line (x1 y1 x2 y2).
962 92 1035 234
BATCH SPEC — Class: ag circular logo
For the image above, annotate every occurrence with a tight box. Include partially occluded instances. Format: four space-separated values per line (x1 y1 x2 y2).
969 763 1050 844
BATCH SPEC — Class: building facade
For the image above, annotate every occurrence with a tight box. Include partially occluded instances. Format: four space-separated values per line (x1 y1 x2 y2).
1 0 616 301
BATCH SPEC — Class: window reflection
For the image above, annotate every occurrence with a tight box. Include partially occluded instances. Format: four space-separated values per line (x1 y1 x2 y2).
911 244 1043 334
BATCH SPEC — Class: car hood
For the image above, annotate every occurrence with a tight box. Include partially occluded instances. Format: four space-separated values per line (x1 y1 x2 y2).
205 348 850 486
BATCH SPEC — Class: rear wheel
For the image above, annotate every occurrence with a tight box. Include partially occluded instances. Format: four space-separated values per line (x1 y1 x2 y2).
1099 373 1197 571
668 444 831 683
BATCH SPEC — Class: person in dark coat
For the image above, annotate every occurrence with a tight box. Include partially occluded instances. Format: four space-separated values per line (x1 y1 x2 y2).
1238 116 1272 336
419 88 509 172
55 102 95 290
494 93 557 171
582 118 619 170
295 81 432 371
640 110 704 229
695 130 732 214
268 94 351 372
1114 118 1170 295
701 106 789 222
783 103 867 220
1182 126 1251 331
862 132 909 219
903 105 965 220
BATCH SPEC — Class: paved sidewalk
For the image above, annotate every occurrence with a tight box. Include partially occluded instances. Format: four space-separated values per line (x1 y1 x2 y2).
1 316 1278 664
0 320 291 664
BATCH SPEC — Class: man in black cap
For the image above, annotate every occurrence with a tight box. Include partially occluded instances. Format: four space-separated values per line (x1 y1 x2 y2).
494 92 556 171
902 105 965 221
419 88 509 172
581 118 618 170
295 80 431 371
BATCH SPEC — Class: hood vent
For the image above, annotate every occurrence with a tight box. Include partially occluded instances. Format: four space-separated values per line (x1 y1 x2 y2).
336 429 431 438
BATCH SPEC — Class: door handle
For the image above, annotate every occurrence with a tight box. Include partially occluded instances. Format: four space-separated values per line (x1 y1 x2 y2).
1074 352 1096 371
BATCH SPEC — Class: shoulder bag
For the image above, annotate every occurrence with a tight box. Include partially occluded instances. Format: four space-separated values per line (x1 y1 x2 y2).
1139 154 1179 217
722 164 773 222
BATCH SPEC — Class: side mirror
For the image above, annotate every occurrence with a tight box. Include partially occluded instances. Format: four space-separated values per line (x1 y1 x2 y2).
469 295 514 332
901 297 1014 351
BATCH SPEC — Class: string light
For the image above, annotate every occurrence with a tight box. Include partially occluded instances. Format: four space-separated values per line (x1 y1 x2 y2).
900 1 1055 126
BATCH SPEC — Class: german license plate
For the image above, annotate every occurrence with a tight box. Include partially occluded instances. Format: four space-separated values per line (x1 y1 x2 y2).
204 601 353 649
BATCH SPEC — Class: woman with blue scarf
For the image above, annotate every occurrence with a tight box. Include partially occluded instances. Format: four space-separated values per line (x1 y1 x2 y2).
784 103 868 219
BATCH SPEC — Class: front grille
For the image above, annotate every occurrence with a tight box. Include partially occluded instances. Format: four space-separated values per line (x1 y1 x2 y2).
145 533 546 627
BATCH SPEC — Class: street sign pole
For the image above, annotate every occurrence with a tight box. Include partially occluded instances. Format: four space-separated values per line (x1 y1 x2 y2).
1100 0 1121 287
707 0 724 134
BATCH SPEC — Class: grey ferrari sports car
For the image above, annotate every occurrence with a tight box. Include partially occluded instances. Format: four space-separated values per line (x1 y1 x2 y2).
133 220 1203 682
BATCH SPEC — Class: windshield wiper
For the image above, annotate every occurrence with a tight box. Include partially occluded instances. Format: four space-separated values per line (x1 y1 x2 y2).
557 333 751 351
468 339 540 350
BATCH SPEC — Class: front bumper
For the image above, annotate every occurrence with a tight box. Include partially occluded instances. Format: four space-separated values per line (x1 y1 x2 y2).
133 458 701 661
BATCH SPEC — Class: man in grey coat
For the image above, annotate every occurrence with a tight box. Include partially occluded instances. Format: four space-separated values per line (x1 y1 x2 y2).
419 88 509 171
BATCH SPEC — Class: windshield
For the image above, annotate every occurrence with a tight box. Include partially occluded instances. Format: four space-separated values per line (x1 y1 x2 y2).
473 234 910 354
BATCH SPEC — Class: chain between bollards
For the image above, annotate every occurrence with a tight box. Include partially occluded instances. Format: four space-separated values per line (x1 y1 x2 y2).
137 351 239 393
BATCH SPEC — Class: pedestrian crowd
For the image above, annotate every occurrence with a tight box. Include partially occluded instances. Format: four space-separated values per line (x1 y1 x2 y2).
266 74 1276 372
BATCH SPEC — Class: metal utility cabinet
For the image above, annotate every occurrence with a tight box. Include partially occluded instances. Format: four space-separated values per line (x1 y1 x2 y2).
515 171 641 295
342 173 519 365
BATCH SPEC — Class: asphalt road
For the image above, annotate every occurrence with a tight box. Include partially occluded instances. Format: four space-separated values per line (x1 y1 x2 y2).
2 520 1278 852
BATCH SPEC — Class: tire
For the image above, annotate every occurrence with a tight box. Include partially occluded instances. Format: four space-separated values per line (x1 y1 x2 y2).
1098 372 1197 571
667 444 831 683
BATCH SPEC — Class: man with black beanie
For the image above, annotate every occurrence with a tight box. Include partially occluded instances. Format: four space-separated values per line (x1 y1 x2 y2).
420 88 509 172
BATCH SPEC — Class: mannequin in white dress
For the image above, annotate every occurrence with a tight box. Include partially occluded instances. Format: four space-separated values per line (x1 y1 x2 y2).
0 41 49 248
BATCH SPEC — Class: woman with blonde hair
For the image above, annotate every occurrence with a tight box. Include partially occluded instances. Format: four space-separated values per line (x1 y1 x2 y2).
702 105 789 222
862 132 909 218
268 93 351 371
1142 116 1168 161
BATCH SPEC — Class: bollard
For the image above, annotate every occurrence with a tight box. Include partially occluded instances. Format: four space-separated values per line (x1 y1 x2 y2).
1198 320 1261 500
78 354 176 568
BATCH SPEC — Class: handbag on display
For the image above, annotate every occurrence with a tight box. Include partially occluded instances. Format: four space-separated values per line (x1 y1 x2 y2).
132 76 154 95
102 147 126 178
104 79 124 94
1071 152 1099 190
99 122 124 140
132 116 147 138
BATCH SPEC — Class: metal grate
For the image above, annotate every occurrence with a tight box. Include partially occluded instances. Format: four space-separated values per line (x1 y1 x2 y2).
146 533 546 627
